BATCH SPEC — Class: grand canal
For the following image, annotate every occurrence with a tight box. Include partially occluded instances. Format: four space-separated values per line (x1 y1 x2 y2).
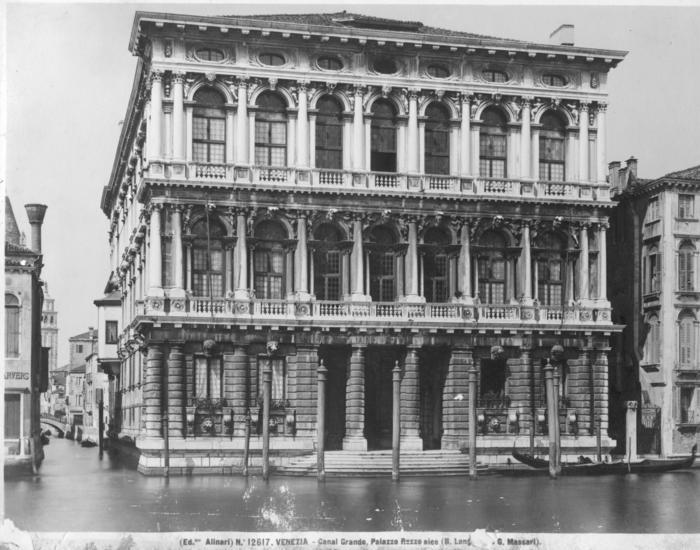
5 438 700 533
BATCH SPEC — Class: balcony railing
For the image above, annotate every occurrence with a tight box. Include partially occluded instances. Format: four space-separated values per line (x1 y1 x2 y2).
138 296 611 327
145 161 610 202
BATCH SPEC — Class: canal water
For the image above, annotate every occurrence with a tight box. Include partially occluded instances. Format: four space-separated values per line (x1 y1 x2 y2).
5 438 700 533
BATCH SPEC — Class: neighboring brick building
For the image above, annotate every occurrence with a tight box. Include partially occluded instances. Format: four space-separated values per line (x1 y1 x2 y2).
5 197 49 473
101 11 626 474
609 159 700 457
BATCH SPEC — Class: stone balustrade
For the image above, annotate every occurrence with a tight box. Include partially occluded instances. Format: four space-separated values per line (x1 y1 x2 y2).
143 161 612 202
136 297 611 326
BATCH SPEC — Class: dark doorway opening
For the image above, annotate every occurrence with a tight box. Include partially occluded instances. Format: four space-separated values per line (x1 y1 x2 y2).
419 347 449 449
364 347 399 450
319 346 348 451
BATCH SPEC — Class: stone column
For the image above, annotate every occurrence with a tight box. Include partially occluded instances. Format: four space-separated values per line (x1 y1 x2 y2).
596 103 607 183
579 223 591 303
460 94 472 176
144 344 164 438
520 97 532 180
171 72 185 161
572 347 594 435
624 400 638 461
236 77 249 165
225 104 235 164
578 102 590 182
147 204 164 297
167 344 185 438
470 123 480 179
352 86 364 171
531 126 541 181
149 69 164 161
418 118 426 175
351 215 367 300
309 110 317 169
596 221 609 305
287 110 297 167
515 345 534 435
295 213 310 300
247 109 256 165
185 101 195 162
457 222 473 301
404 217 422 303
296 82 310 169
285 244 295 299
401 347 423 450
171 206 185 299
343 345 368 450
442 346 472 450
450 118 460 176
594 345 611 437
228 346 248 437
292 345 319 438
342 111 353 170
234 210 249 299
521 221 533 305
164 102 173 160
407 88 420 174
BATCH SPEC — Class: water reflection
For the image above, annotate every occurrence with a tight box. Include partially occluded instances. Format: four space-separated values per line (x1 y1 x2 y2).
5 439 700 533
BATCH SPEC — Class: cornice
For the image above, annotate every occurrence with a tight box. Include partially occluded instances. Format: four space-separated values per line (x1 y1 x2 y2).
131 12 627 64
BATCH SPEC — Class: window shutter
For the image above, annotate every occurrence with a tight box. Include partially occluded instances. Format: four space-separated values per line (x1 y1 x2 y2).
656 252 662 290
679 319 693 367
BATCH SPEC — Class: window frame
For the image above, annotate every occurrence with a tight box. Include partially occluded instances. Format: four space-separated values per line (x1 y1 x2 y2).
479 107 508 179
647 197 660 223
678 194 695 219
315 96 344 170
258 357 287 404
105 321 119 345
192 89 226 164
368 226 398 302
427 63 451 79
678 242 695 292
483 70 508 83
539 112 567 182
196 48 224 63
194 355 223 404
190 218 226 298
317 56 343 71
373 58 398 75
259 52 286 67
312 224 343 301
5 293 21 359
644 244 661 294
422 227 451 303
542 74 566 87
424 103 451 176
646 315 661 365
678 313 696 369
680 387 696 424
255 93 288 168
370 100 398 173
253 220 287 300
477 231 508 305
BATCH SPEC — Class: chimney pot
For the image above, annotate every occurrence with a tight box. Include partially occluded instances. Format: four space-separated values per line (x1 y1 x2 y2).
626 156 638 178
550 24 575 47
24 204 48 253
608 161 621 188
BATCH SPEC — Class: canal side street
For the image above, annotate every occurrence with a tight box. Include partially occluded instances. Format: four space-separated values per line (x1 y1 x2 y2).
4 438 700 534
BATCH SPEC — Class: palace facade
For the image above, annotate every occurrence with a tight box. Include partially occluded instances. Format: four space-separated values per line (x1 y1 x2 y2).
102 11 626 474
609 160 700 457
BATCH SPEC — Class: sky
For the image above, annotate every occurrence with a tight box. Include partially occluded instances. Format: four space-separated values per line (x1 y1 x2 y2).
4 1 700 366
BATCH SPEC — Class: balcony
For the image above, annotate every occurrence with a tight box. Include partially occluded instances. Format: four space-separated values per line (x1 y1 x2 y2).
136 297 612 328
144 161 611 202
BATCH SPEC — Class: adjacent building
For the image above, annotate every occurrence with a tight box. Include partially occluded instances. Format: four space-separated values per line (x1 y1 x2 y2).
64 328 97 426
39 285 59 415
101 11 626 474
609 160 699 457
4 197 49 473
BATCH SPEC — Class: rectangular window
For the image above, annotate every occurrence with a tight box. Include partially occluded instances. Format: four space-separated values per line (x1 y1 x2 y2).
162 238 173 287
5 306 20 358
194 357 222 402
4 394 21 439
258 358 286 402
679 250 695 292
679 319 695 368
679 195 695 219
76 344 83 354
255 121 287 167
648 321 661 364
105 321 118 345
648 198 660 222
680 388 695 423
193 117 225 163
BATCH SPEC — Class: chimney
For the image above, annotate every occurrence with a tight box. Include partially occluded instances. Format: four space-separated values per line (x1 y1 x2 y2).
608 161 621 188
550 24 575 46
626 156 638 179
24 204 48 253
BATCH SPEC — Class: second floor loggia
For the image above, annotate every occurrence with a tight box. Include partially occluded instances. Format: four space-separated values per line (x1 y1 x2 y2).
139 74 611 202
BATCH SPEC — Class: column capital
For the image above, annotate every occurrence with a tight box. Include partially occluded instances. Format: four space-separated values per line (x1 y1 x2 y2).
172 71 186 84
596 102 609 114
579 100 592 112
596 218 610 231
150 68 165 83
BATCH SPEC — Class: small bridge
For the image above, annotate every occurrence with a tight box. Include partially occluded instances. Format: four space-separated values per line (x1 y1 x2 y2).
40 413 69 437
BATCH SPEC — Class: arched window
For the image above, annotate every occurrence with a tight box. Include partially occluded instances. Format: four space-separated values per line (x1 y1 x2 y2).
477 231 507 304
679 241 695 291
543 74 566 87
318 56 343 71
369 226 397 302
5 294 20 358
190 218 225 297
193 89 226 163
483 70 508 83
679 311 696 368
479 107 508 178
425 103 450 175
539 112 566 181
254 221 287 300
315 96 343 170
370 100 397 173
535 232 565 306
427 64 450 78
645 244 661 294
423 227 450 302
313 224 343 301
647 315 661 364
259 53 285 66
255 92 287 167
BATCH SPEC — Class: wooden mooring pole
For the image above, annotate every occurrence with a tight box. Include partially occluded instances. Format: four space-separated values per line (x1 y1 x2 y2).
317 360 327 482
544 362 557 480
596 415 602 462
262 363 271 481
243 409 251 476
468 366 478 480
553 370 561 474
392 361 401 482
163 412 170 478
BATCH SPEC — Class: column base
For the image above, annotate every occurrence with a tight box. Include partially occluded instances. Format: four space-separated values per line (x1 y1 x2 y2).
234 289 250 300
519 297 535 307
440 434 463 451
294 291 312 302
400 294 426 304
400 435 424 451
452 296 475 305
146 288 165 298
350 293 372 302
342 436 368 451
169 287 187 299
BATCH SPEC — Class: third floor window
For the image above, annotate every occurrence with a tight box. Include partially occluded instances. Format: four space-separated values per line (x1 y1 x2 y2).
679 195 695 219
193 89 226 163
